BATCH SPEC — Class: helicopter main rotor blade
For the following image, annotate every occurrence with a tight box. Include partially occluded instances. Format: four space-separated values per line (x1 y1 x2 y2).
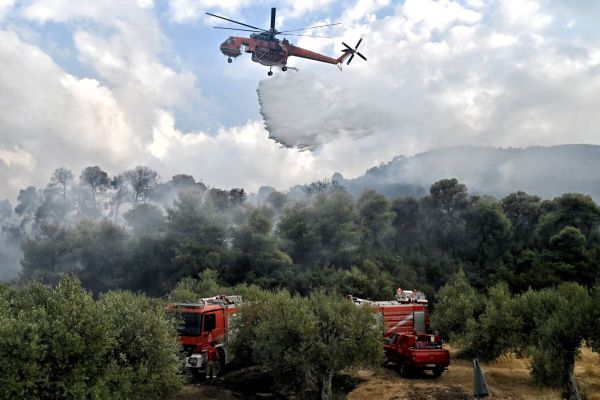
279 33 332 38
356 52 367 61
347 53 355 65
205 12 266 31
278 22 341 34
213 27 263 33
270 7 276 30
342 42 353 51
355 38 363 50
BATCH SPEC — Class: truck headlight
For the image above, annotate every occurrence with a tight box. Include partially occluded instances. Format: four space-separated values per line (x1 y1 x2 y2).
189 357 198 365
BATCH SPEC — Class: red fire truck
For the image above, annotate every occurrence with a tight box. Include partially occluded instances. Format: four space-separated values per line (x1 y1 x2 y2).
348 288 431 336
166 295 242 375
349 288 450 377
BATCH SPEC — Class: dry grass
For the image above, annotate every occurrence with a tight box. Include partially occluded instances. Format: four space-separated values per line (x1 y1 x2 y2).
348 347 600 400
169 348 599 400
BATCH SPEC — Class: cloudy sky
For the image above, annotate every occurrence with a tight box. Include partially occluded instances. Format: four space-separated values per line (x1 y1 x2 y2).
1 0 599 201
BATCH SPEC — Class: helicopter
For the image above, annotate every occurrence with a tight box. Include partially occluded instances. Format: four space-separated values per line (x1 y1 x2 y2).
207 7 366 76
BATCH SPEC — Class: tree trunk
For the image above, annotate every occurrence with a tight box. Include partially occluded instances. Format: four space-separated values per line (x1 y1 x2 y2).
114 202 121 223
564 365 581 400
321 369 334 400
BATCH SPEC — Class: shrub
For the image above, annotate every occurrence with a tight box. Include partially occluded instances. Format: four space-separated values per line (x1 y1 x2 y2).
0 275 183 400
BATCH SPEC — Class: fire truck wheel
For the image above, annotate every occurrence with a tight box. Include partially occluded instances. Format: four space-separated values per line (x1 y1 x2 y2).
432 368 444 378
399 363 411 378
216 348 226 376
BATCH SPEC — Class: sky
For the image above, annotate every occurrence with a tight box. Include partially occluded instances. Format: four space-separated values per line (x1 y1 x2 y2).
1 0 600 201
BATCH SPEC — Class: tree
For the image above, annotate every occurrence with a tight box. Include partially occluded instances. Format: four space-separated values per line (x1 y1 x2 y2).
437 280 600 400
71 220 130 293
231 209 293 286
431 269 483 342
229 289 383 400
465 198 511 259
265 190 289 212
357 189 393 249
126 166 160 205
229 188 248 208
337 260 394 300
166 190 228 246
537 193 600 244
301 179 345 197
123 203 165 236
20 222 75 284
109 173 131 223
14 186 39 227
277 202 321 265
208 188 230 211
0 275 184 399
80 166 110 220
512 284 596 400
312 191 360 260
391 197 422 252
500 191 541 245
543 226 593 284
427 179 469 256
49 167 74 203
307 290 384 400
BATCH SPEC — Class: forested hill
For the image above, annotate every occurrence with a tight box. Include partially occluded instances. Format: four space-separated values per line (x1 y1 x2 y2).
332 144 600 201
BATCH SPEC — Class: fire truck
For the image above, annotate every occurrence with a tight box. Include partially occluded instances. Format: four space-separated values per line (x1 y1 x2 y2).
348 288 431 336
349 288 450 377
166 295 242 375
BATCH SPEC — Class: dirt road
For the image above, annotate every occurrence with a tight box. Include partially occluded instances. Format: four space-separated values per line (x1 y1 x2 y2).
348 348 599 400
174 347 599 400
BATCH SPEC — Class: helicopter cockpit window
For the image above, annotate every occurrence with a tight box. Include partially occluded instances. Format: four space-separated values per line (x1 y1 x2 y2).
225 38 232 45
231 38 236 44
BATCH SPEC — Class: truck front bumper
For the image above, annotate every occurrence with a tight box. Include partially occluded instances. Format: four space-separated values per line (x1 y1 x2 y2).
185 355 205 370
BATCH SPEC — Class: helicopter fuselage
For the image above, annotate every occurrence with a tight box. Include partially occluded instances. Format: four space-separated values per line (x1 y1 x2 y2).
220 35 349 68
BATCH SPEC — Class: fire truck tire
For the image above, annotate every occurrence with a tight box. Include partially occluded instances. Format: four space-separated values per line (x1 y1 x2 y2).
399 363 412 378
432 368 444 378
216 348 226 376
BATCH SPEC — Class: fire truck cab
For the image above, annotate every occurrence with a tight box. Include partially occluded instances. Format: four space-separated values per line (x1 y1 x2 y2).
166 295 242 374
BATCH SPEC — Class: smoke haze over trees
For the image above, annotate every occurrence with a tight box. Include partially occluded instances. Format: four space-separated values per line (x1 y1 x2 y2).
2 159 600 300
330 144 600 202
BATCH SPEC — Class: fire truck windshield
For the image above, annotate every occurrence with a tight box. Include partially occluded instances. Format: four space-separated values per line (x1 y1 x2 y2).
177 313 201 336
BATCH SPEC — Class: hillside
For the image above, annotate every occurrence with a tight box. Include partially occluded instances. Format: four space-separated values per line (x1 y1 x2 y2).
332 144 600 201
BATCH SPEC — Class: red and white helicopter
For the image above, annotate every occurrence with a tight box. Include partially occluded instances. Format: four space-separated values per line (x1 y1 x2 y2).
207 7 366 76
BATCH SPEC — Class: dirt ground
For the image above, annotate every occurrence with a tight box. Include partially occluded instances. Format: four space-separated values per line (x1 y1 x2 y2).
348 347 600 400
174 347 600 400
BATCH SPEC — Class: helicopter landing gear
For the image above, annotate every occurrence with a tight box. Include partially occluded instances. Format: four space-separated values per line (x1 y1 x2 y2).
227 58 232 63
282 66 287 72
268 68 273 76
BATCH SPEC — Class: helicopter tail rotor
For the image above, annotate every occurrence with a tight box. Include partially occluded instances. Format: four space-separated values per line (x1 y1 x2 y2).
342 38 367 65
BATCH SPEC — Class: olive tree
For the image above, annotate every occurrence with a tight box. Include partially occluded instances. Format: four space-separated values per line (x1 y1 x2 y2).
228 289 383 400
0 275 184 400
435 278 600 400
